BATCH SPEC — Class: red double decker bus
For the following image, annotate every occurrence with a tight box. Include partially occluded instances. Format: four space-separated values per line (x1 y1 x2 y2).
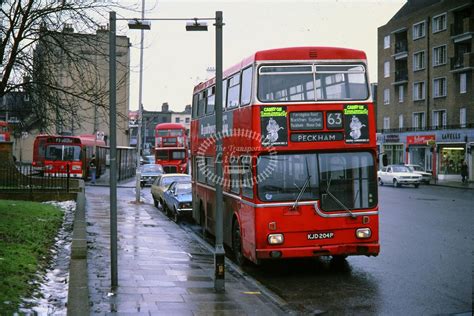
0 121 11 142
191 47 379 265
154 123 188 173
34 134 106 178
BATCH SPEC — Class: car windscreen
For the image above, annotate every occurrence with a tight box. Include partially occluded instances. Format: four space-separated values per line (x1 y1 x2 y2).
175 183 192 194
393 166 410 173
162 176 190 187
141 165 163 174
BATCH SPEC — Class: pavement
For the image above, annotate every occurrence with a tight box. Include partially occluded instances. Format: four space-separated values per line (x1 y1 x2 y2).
68 169 473 315
79 172 292 315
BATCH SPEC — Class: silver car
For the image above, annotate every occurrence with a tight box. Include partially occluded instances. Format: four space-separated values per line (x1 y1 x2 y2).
378 165 422 188
405 164 432 184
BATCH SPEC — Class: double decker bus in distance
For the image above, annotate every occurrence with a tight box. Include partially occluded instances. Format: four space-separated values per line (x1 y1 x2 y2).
155 123 188 173
0 121 11 142
191 47 379 265
35 134 106 178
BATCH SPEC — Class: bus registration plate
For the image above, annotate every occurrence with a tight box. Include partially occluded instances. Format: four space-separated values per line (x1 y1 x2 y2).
307 232 334 240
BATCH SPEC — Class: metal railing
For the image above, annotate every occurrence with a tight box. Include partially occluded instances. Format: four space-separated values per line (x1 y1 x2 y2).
0 164 72 192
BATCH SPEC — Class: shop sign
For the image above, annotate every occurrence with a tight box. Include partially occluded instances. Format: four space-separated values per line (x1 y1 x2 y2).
440 132 462 141
407 135 435 145
384 134 400 143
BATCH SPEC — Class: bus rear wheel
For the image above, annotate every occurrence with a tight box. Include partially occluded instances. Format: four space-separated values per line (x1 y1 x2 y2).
232 220 246 267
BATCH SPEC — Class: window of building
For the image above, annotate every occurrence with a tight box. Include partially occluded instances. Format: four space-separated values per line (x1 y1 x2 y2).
399 114 404 129
433 45 447 67
175 117 180 123
460 108 466 128
384 61 390 78
460 73 467 94
432 13 447 33
185 117 190 123
413 21 425 40
432 110 447 128
398 85 405 103
384 35 390 49
413 81 425 101
413 51 425 71
383 117 390 130
384 88 390 105
433 77 447 98
413 112 425 129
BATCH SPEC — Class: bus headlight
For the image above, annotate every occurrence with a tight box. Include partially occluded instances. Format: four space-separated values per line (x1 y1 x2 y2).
72 165 81 171
356 228 371 239
267 234 284 245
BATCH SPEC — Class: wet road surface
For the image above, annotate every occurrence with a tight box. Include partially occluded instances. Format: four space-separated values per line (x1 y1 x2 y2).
142 184 473 315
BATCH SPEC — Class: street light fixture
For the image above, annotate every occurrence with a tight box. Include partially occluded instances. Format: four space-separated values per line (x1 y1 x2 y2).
109 11 224 292
128 19 151 30
186 18 208 31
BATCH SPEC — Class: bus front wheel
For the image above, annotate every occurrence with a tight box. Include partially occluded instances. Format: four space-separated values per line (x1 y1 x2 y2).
232 219 246 267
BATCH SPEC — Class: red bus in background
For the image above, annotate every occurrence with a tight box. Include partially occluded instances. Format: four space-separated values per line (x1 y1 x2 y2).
33 134 105 178
191 47 379 265
154 123 188 173
0 121 11 142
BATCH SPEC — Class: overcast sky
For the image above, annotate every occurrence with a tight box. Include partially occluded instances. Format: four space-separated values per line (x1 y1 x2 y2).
118 0 406 112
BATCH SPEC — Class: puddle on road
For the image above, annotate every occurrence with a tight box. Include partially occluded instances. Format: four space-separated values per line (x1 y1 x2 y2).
17 200 76 315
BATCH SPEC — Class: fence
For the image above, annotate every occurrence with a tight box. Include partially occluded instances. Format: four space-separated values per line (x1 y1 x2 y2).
0 164 73 192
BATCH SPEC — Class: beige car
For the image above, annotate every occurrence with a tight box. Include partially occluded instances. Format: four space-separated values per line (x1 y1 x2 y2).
151 173 191 209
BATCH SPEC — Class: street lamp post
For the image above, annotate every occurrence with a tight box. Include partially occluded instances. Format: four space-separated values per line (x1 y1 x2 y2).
109 11 224 291
135 0 146 203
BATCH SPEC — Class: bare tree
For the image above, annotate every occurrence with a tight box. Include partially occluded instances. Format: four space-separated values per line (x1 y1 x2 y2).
0 0 136 134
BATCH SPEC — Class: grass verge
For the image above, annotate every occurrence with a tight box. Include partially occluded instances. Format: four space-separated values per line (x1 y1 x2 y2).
0 199 63 313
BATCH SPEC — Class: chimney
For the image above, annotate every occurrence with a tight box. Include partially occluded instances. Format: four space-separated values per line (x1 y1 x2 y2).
162 102 169 112
185 104 191 113
62 23 74 33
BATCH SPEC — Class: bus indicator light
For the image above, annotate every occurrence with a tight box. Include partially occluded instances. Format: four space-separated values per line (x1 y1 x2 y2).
267 234 284 245
356 228 371 239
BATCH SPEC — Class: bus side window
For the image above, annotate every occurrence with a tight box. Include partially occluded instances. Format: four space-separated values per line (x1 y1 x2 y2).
222 78 228 109
241 155 253 198
230 158 240 194
227 73 240 109
198 90 207 117
206 86 215 115
192 94 198 119
240 66 253 106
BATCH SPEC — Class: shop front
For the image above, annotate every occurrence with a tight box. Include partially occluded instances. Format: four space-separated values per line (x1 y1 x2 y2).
383 134 404 166
406 134 435 173
435 130 473 181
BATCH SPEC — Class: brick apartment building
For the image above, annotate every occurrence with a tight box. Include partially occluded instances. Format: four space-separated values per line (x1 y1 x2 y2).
377 0 473 181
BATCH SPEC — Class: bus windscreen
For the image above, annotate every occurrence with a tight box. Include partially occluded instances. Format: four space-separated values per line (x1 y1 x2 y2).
45 145 81 161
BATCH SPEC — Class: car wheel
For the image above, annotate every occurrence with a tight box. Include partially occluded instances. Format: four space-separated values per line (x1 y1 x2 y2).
414 183 419 188
232 219 246 267
378 177 383 186
158 198 163 210
393 179 401 187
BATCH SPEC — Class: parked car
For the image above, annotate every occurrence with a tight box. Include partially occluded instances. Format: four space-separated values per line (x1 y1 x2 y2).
162 181 192 222
139 164 164 187
405 164 432 184
140 155 155 165
378 164 422 188
151 173 191 209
